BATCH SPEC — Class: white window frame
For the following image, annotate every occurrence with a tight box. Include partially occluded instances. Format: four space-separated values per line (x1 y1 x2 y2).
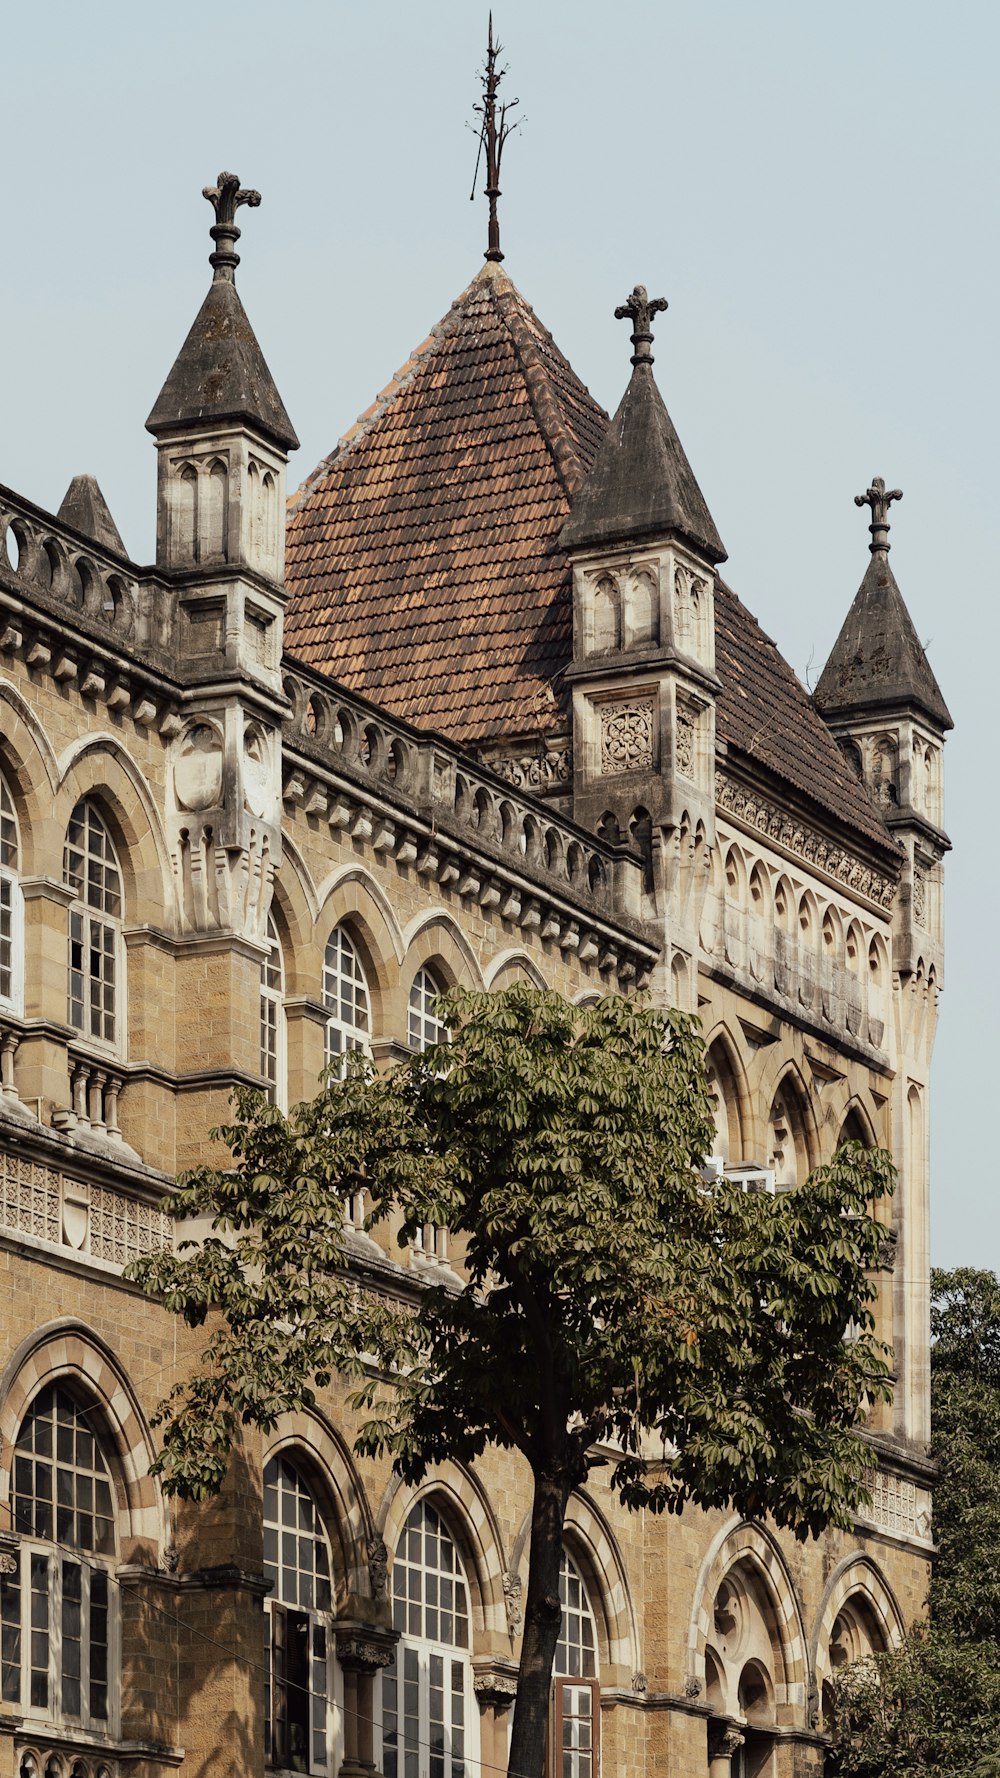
322 926 371 1076
380 1501 477 1778
263 1453 339 1777
260 913 286 1109
407 966 448 1055
0 771 24 1015
3 1385 121 1738
63 801 125 1056
551 1551 600 1778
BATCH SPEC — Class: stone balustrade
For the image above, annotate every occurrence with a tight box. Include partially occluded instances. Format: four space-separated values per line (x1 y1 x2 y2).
281 661 652 964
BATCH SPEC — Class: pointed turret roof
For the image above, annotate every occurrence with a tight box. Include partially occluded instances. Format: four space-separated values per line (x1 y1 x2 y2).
146 171 298 453
57 474 127 557
814 482 951 731
559 284 726 562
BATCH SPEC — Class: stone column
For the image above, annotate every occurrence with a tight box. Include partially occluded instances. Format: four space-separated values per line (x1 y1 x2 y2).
708 1723 745 1778
335 1627 397 1778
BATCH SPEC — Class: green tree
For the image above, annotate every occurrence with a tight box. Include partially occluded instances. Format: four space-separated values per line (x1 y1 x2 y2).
131 986 894 1778
829 1629 1000 1778
829 1267 1000 1777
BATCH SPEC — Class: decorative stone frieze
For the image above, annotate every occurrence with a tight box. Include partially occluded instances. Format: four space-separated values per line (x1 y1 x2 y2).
491 746 571 791
715 771 898 910
0 1150 170 1269
857 1467 932 1543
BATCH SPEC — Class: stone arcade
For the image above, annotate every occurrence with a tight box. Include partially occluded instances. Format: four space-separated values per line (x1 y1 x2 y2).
0 161 949 1778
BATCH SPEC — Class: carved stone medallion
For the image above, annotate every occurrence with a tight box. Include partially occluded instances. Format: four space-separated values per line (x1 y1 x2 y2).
600 700 654 775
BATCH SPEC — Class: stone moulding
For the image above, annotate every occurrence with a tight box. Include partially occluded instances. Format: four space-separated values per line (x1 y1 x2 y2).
715 771 898 912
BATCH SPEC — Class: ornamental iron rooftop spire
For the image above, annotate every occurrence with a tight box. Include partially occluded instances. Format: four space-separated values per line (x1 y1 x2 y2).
471 14 519 263
615 285 668 367
203 171 261 282
855 476 902 554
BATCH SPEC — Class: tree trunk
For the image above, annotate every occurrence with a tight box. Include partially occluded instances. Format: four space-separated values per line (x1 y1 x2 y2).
507 1465 572 1778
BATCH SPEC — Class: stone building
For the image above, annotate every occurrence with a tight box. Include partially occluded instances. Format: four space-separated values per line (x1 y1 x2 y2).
0 162 950 1778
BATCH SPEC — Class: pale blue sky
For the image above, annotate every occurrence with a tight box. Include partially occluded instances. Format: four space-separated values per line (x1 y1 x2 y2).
2 0 995 1266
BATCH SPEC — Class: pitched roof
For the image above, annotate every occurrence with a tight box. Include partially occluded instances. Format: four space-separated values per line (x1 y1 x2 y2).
285 262 604 741
146 276 299 452
715 582 898 851
57 475 127 558
284 264 895 856
559 359 726 562
814 548 952 731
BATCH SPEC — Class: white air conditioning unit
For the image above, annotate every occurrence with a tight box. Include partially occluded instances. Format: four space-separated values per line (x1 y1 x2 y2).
724 1163 776 1196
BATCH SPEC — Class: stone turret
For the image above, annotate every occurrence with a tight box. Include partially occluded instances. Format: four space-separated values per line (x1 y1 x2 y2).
815 479 951 984
560 286 726 1005
146 173 297 944
816 480 951 1446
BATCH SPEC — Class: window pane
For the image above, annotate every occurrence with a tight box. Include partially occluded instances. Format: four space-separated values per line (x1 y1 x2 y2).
323 926 371 1071
408 968 448 1054
63 801 122 1042
0 1554 21 1703
556 1553 598 1681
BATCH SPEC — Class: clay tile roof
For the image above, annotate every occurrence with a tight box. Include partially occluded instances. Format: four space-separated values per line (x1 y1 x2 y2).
285 262 604 743
285 264 895 856
714 582 898 852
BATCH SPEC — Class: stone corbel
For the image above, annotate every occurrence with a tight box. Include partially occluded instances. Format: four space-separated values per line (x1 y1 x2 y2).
472 1657 519 1713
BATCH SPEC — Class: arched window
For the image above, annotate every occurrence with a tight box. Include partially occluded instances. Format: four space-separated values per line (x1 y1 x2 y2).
554 1551 600 1778
323 927 371 1075
3 1385 118 1730
0 771 23 1013
63 801 123 1048
263 1454 334 1774
408 966 447 1054
382 1501 473 1778
260 913 285 1106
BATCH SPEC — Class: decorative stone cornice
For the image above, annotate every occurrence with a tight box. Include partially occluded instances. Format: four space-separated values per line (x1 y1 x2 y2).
715 770 898 911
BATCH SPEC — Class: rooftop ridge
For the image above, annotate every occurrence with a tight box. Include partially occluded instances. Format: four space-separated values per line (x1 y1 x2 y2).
289 263 506 512
492 279 587 500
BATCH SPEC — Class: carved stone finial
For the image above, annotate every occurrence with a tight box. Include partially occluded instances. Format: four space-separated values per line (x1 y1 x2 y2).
202 171 261 281
855 476 903 554
614 285 668 367
472 14 520 264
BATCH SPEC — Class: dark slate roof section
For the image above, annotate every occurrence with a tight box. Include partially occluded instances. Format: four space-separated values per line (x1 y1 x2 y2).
146 276 299 452
285 262 607 742
559 360 726 563
284 262 894 854
57 475 127 558
813 549 952 731
715 581 898 854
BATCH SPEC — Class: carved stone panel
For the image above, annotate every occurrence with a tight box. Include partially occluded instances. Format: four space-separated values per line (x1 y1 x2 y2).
600 700 654 775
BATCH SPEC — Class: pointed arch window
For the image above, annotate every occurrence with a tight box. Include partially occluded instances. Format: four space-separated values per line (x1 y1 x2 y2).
1 1385 118 1731
322 927 371 1074
0 771 23 1013
64 801 123 1049
408 966 448 1054
263 1454 334 1774
552 1551 600 1778
382 1501 473 1778
260 913 285 1106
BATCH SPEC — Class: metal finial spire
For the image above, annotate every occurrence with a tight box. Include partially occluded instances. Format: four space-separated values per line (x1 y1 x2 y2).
202 172 261 282
471 15 519 263
855 476 903 553
614 285 668 367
